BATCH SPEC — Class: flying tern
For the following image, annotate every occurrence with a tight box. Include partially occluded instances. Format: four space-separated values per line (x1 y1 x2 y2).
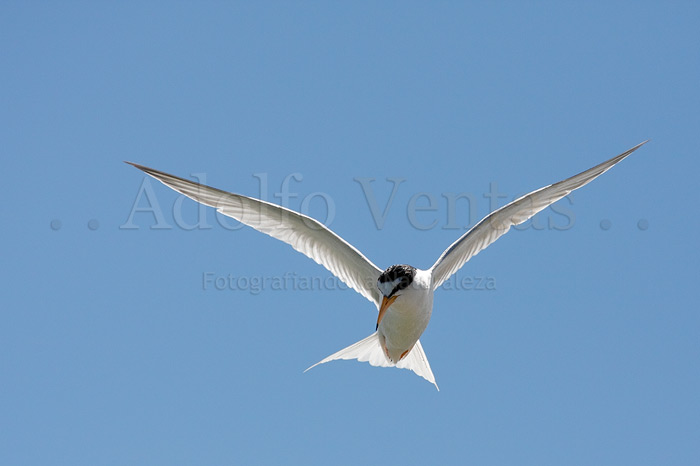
127 141 647 390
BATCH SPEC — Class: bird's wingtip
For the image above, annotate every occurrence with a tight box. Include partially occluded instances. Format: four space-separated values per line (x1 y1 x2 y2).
124 161 145 170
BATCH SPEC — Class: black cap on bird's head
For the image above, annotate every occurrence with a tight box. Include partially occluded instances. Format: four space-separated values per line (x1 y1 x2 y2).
375 264 416 330
377 264 416 297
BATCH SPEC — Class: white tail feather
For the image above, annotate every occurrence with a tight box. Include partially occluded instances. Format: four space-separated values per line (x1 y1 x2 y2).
304 332 439 390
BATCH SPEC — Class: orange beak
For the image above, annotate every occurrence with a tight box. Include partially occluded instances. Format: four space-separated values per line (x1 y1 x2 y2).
376 295 398 330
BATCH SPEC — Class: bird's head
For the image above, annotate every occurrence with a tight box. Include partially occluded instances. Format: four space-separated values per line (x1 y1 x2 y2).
375 264 416 329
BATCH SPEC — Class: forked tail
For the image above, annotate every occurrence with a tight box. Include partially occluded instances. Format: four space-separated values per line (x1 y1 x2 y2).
304 332 439 390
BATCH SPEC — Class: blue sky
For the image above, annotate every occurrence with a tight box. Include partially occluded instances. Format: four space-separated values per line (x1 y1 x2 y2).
2 1 698 464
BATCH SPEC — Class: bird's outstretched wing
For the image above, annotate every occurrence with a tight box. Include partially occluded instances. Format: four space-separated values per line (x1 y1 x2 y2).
127 162 383 305
429 141 648 290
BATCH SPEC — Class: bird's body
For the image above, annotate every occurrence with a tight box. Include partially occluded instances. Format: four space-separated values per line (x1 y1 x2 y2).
377 267 433 364
127 141 647 390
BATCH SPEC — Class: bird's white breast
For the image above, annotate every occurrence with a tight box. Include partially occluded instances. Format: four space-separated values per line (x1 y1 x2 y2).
377 269 434 363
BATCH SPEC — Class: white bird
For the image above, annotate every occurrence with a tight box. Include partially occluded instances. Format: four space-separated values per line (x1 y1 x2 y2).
127 141 647 390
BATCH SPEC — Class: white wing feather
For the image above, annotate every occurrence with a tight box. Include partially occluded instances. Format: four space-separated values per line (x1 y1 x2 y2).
127 162 383 305
429 141 648 290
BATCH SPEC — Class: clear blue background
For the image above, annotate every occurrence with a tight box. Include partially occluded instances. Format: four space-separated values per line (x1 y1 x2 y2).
2 2 698 464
